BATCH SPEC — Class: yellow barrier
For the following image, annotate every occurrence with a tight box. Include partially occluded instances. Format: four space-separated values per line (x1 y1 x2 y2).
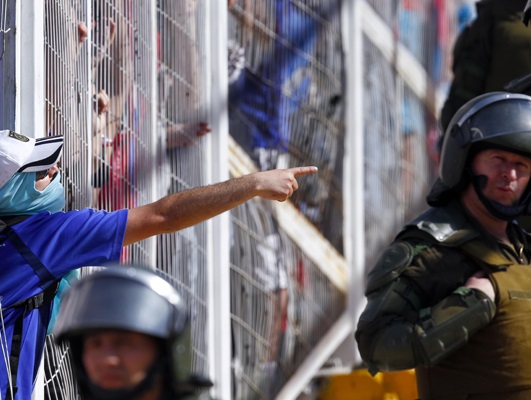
320 369 418 400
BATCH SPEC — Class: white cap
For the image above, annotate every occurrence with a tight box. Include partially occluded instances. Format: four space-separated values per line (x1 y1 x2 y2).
0 130 64 190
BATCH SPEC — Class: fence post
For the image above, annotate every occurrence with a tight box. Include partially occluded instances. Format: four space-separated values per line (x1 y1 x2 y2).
18 3 46 399
344 0 367 365
206 0 233 398
17 0 44 138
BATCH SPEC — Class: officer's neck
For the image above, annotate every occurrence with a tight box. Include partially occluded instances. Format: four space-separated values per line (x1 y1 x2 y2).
460 189 510 244
135 383 163 400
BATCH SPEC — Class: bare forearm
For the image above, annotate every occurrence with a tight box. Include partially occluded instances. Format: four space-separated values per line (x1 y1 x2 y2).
125 176 254 244
155 174 257 230
123 166 317 245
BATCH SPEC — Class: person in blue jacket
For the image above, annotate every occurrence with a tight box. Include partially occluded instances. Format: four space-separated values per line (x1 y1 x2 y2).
0 129 317 400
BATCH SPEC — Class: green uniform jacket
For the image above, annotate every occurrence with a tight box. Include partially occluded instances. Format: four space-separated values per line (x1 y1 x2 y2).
356 201 531 399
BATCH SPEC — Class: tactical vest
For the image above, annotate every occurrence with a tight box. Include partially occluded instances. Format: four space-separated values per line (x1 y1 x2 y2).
405 207 531 399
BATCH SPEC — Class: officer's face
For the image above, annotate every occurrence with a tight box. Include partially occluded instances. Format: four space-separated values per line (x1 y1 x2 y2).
471 149 531 206
82 330 161 391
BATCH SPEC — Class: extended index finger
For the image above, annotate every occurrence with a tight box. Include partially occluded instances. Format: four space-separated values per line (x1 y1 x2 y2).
290 166 318 177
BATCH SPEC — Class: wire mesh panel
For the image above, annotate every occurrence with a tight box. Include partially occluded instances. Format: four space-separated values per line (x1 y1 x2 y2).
230 198 345 400
91 0 157 263
45 0 92 211
228 0 345 253
155 0 210 378
43 1 90 398
0 0 17 130
44 335 80 400
41 0 211 397
361 0 462 269
362 35 403 268
1 0 348 398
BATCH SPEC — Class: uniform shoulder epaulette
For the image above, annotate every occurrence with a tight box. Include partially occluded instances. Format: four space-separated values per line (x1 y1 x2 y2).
400 206 480 246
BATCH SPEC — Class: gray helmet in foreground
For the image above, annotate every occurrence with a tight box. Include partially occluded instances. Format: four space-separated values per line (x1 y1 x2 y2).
54 265 212 398
429 92 531 219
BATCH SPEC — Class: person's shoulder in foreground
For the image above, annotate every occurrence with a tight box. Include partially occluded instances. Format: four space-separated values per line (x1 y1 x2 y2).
356 92 531 399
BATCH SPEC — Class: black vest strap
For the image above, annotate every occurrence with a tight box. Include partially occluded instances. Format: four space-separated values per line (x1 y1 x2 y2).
4 227 56 289
0 216 60 400
6 317 23 400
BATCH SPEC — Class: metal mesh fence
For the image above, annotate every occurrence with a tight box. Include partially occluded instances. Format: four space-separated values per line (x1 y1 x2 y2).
228 0 345 253
155 0 210 379
37 1 347 399
90 0 157 263
361 0 467 269
0 0 472 398
230 198 345 399
0 0 16 129
45 0 92 212
43 1 90 398
42 0 211 398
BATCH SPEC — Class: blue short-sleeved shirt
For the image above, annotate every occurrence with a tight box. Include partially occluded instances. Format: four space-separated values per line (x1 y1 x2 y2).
0 208 128 399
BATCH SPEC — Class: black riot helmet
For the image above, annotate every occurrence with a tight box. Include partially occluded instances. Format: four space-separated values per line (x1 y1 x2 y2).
428 91 531 219
54 265 212 399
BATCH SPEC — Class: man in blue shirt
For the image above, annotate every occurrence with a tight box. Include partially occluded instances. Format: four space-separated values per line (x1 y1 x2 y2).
0 129 317 400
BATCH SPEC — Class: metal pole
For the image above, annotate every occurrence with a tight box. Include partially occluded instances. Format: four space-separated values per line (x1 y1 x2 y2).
17 0 44 138
147 0 158 268
345 0 367 364
206 0 232 398
275 313 353 400
18 2 45 398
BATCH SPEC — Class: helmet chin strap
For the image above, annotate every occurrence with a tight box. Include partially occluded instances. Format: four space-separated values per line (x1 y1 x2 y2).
472 175 528 221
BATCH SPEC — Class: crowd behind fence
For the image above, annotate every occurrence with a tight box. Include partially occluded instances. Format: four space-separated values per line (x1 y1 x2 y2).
0 0 471 398
362 0 468 269
36 0 348 399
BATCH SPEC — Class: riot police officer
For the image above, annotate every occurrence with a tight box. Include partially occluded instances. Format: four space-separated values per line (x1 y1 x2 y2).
54 265 212 400
356 92 531 399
